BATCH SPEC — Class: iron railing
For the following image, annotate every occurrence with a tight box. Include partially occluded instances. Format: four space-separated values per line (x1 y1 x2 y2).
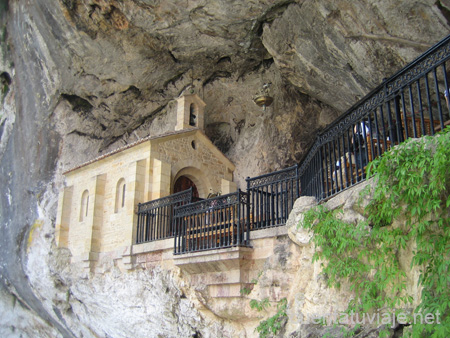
299 34 450 201
173 190 250 254
136 188 194 244
136 35 450 253
246 165 300 230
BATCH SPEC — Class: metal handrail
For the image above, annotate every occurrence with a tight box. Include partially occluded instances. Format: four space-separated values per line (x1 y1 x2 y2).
173 190 250 254
298 34 450 201
136 187 193 244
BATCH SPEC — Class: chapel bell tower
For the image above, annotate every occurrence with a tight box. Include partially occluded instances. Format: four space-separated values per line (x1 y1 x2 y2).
175 93 206 131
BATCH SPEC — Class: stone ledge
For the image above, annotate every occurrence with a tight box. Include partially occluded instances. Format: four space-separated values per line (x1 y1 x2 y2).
131 238 174 254
71 251 99 263
126 226 287 258
174 246 253 274
249 225 288 240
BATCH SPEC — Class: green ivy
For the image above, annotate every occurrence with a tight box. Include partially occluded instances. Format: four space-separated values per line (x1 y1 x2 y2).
247 270 288 338
250 297 271 312
253 298 288 338
301 126 450 337
240 286 252 296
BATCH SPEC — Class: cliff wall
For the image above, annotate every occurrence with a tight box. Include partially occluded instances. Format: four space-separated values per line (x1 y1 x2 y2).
0 1 449 337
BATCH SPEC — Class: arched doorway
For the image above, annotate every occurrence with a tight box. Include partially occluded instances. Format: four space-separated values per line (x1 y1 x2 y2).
174 176 199 199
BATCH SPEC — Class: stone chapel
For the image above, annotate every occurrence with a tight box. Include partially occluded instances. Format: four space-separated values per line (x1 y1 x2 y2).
55 93 237 267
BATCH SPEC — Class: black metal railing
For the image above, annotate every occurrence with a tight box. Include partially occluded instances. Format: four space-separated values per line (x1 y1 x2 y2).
246 165 300 230
135 35 450 253
136 188 194 244
299 34 450 201
173 190 250 254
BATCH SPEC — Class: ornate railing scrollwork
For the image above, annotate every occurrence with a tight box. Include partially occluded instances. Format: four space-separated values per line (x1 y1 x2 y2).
299 34 450 200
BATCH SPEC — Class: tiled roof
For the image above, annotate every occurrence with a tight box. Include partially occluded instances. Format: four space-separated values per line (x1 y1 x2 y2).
63 128 199 174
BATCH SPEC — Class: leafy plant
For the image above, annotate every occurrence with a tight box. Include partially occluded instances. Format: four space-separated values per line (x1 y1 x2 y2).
250 297 271 312
301 126 450 337
302 205 409 318
255 298 288 338
248 269 288 337
240 286 252 296
251 270 264 285
241 270 263 296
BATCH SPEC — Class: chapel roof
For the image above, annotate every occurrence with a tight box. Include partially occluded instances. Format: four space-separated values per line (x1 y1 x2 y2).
63 128 199 174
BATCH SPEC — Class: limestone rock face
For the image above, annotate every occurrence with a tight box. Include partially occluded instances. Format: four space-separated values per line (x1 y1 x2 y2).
263 0 449 112
1 0 449 337
285 178 421 337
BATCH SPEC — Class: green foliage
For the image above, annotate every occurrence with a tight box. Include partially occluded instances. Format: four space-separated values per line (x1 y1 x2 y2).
248 271 288 337
240 287 251 296
250 297 271 312
302 205 409 318
255 298 288 338
251 270 264 285
301 127 450 337
241 271 263 296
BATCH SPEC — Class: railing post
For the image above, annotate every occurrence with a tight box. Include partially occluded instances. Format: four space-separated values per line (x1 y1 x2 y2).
318 145 325 200
236 189 241 246
245 192 250 246
295 163 300 198
173 215 177 254
136 203 142 244
246 177 251 240
384 79 396 146
442 63 450 117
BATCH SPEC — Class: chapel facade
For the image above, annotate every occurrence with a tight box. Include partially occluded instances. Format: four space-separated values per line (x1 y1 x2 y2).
55 94 236 266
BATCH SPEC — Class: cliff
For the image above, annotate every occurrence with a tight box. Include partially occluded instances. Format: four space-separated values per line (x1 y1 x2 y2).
0 1 449 337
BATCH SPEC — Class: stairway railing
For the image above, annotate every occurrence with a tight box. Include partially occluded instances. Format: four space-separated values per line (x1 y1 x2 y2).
246 165 300 230
136 34 450 253
299 34 450 201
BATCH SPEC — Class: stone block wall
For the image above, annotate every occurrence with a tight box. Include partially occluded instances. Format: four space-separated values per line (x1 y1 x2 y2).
175 94 206 131
57 129 236 262
61 142 151 261
155 131 234 197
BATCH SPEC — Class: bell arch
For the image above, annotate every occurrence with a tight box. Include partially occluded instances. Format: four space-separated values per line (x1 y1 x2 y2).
189 103 197 127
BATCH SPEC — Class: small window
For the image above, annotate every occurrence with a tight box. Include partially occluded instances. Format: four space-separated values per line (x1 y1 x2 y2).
189 103 197 126
115 178 126 213
79 190 89 222
122 183 126 208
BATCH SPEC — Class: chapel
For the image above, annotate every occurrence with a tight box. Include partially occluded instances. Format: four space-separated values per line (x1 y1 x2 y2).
55 93 237 267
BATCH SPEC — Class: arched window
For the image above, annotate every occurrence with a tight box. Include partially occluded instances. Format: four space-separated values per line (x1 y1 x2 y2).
79 190 89 222
189 103 197 126
115 178 126 213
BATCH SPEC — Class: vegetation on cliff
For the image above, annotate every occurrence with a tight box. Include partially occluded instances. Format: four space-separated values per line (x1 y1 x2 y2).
302 127 450 337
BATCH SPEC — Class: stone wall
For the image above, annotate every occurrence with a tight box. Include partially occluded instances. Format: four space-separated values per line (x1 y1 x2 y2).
56 129 235 264
285 179 422 337
154 131 235 197
57 141 151 261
